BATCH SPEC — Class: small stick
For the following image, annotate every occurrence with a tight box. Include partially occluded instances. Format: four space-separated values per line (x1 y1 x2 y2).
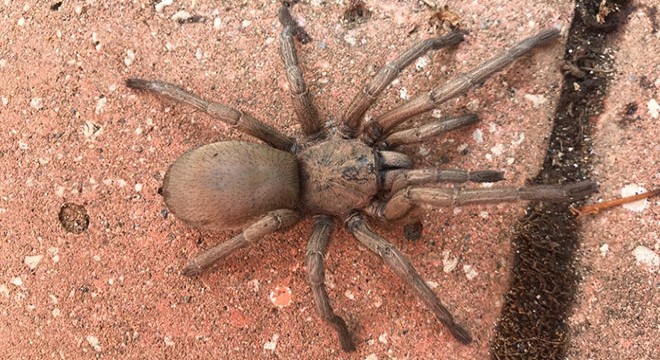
571 188 660 216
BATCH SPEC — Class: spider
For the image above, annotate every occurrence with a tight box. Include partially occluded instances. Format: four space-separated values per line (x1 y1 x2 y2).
126 5 597 352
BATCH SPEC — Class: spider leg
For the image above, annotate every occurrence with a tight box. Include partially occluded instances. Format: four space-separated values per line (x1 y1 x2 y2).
362 27 561 143
306 215 355 352
339 31 464 138
377 181 598 221
389 168 505 193
379 150 413 169
346 213 472 344
125 79 295 151
278 6 324 137
181 209 299 276
382 114 479 148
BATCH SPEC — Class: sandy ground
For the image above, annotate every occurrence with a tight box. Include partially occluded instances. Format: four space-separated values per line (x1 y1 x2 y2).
0 0 657 359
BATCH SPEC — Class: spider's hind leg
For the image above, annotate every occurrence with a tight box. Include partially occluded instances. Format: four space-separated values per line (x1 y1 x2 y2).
346 213 472 344
306 216 355 352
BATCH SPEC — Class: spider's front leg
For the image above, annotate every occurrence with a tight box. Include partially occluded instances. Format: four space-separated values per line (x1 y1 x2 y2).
346 213 472 344
363 27 561 143
278 6 324 137
378 182 598 221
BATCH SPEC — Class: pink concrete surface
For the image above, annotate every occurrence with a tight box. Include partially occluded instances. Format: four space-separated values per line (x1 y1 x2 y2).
0 0 656 359
567 3 659 359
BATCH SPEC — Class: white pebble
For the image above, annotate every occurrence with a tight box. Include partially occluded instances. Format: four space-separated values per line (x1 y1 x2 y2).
344 34 356 46
124 49 136 67
415 56 429 71
442 250 459 273
264 333 279 351
135 183 143 192
2 96 8 106
620 184 651 212
399 87 409 100
52 308 61 317
10 277 23 286
344 289 355 300
632 246 659 272
24 255 43 270
213 18 222 30
241 19 251 28
378 332 388 344
463 264 478 280
17 17 25 26
0 284 9 297
30 97 43 110
94 96 106 114
164 336 175 347
195 48 203 60
599 243 609 257
86 335 102 352
472 128 483 143
47 247 60 263
365 353 378 360
171 10 191 22
523 93 547 108
512 132 525 146
648 98 659 119
490 143 505 156
154 0 173 12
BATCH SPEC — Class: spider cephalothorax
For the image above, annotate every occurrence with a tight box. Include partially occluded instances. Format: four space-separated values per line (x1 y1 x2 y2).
127 5 597 352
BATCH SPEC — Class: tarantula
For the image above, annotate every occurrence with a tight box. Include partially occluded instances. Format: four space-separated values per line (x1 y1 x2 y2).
126 5 597 352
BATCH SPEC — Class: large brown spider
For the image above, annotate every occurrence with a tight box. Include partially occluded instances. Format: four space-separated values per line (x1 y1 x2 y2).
127 6 597 352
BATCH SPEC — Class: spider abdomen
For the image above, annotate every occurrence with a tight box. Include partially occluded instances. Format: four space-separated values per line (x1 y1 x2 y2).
162 141 300 230
298 139 379 216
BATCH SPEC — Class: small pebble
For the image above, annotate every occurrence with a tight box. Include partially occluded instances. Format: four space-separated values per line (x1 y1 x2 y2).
473 128 483 143
442 251 459 273
415 56 429 71
620 184 651 212
0 284 9 297
30 97 43 110
164 336 175 347
11 277 23 286
213 18 222 30
378 332 388 344
632 246 659 272
399 87 409 100
599 243 609 257
94 96 106 114
24 255 43 270
171 10 191 22
269 285 292 307
124 49 135 67
523 93 547 108
154 0 173 12
264 333 279 351
86 335 101 352
648 98 659 119
463 264 478 280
